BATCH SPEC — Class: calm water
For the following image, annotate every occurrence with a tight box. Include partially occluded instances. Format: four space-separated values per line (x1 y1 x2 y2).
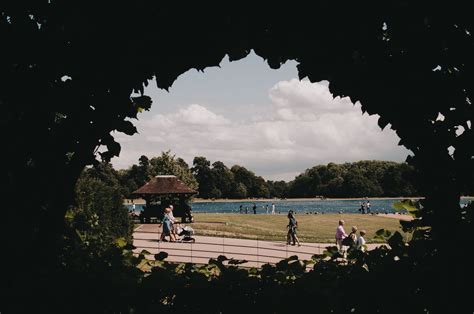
126 198 472 214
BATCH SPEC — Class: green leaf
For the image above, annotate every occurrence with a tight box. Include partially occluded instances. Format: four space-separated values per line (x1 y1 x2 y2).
393 199 419 217
392 201 405 210
375 229 386 237
323 246 339 258
115 237 127 248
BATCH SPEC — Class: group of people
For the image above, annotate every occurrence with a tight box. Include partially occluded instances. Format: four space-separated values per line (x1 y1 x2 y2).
358 200 371 214
335 219 366 253
239 203 277 214
284 210 368 252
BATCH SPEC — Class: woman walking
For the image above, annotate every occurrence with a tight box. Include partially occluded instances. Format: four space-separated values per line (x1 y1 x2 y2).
159 207 176 242
286 210 301 246
335 220 348 252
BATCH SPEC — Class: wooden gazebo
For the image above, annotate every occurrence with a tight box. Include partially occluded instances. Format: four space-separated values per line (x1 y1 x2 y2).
132 175 197 223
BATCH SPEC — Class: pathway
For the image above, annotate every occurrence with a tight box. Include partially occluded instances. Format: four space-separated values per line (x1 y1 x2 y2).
133 224 383 268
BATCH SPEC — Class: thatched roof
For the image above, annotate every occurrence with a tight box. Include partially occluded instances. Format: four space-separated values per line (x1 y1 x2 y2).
132 175 197 195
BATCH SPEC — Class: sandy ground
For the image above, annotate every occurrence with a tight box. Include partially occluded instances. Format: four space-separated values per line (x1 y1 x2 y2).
133 224 384 268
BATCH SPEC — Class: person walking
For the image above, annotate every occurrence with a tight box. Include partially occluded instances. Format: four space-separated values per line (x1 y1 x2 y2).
344 226 358 252
366 201 371 214
265 204 269 214
239 204 243 214
159 207 176 242
271 203 276 214
356 230 367 252
252 203 257 214
335 219 348 252
245 206 248 214
286 210 301 246
168 205 178 237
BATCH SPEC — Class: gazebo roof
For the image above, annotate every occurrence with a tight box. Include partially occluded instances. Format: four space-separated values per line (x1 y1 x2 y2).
132 175 197 195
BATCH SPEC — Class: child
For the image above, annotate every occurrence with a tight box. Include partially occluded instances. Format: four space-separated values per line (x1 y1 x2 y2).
357 230 367 252
343 226 358 252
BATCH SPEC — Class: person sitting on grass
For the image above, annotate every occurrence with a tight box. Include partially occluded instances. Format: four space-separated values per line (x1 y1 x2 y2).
286 210 301 246
356 230 367 252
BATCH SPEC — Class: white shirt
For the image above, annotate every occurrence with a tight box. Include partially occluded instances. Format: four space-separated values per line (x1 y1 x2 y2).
168 208 176 223
356 236 366 251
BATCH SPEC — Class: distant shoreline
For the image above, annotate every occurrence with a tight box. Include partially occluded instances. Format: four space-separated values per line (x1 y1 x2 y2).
125 196 474 205
192 197 424 203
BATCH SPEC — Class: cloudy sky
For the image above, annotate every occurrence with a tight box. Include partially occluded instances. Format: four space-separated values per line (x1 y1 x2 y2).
112 52 410 181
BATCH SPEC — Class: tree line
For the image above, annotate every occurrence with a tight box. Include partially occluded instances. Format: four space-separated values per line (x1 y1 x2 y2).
115 151 419 199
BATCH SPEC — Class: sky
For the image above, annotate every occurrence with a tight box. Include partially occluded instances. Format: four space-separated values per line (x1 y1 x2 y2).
112 51 410 181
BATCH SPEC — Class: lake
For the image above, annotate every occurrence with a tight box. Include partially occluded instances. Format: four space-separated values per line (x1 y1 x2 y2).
125 198 472 214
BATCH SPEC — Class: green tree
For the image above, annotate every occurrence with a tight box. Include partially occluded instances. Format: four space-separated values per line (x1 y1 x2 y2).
231 165 257 197
192 156 214 198
211 161 235 198
150 151 198 190
233 182 248 199
118 155 152 196
254 176 271 198
267 180 289 198
73 167 132 251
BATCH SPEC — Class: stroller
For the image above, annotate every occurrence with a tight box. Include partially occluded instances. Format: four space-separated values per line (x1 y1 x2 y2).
175 224 196 243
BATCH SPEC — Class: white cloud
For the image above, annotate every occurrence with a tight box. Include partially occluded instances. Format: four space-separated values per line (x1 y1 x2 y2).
113 79 410 181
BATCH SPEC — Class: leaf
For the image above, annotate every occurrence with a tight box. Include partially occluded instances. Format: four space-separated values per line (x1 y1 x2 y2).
375 229 386 237
287 255 299 261
388 231 404 249
154 252 168 261
115 237 127 248
132 95 152 111
116 120 138 136
392 202 405 210
140 249 151 255
227 259 248 265
217 255 228 263
124 243 136 250
393 199 419 217
323 246 340 258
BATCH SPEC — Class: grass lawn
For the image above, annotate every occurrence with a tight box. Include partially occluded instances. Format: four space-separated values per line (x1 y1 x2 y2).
188 213 409 243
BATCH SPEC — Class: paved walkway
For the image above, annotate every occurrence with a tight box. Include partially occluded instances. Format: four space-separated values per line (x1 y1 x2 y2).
133 224 383 268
